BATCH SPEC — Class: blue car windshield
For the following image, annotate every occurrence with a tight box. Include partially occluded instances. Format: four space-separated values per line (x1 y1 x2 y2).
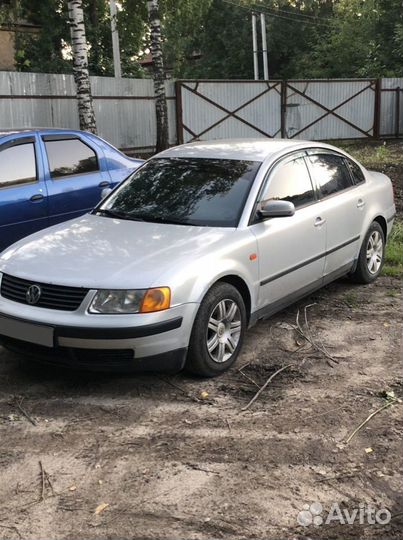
96 157 261 227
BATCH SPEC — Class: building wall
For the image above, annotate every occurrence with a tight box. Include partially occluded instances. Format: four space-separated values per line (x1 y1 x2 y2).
0 29 15 70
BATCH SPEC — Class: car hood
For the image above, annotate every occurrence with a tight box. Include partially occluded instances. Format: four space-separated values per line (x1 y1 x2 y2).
0 214 236 289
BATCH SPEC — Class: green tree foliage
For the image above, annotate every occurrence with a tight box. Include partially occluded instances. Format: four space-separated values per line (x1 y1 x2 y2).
11 0 403 78
296 0 403 77
14 0 147 76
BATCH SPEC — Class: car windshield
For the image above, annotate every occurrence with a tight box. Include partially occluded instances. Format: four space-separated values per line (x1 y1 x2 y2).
96 157 261 227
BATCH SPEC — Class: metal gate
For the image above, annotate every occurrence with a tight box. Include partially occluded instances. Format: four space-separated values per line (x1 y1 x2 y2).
175 80 282 143
283 79 377 139
176 78 385 143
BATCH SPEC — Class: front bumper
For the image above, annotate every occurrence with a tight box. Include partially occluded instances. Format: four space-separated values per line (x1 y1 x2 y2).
0 298 199 372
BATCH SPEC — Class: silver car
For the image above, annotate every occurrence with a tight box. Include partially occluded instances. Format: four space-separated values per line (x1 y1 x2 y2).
0 139 396 376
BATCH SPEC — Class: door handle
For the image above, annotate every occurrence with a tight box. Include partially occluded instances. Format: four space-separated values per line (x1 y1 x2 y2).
98 181 110 188
314 217 326 227
357 199 365 208
30 194 44 202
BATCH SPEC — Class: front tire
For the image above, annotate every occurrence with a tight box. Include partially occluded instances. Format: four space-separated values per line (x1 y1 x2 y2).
350 221 385 284
186 282 246 377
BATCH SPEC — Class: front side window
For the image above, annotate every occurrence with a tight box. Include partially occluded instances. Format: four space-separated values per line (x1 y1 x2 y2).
97 157 261 227
0 143 37 189
44 139 98 178
261 156 315 209
308 154 353 198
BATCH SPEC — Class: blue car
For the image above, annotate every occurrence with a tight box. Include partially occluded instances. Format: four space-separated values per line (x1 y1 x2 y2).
0 128 143 251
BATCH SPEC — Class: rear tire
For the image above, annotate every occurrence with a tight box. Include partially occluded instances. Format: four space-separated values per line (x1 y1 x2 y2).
350 221 385 284
186 282 246 377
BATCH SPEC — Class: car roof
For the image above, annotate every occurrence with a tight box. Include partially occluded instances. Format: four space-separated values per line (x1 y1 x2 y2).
157 138 329 162
0 128 85 139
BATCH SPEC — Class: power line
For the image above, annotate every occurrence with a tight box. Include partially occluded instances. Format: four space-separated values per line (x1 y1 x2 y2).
253 2 334 23
222 0 334 28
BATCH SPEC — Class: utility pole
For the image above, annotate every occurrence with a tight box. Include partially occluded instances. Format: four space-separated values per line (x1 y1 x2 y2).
260 13 269 80
109 0 122 78
251 12 259 80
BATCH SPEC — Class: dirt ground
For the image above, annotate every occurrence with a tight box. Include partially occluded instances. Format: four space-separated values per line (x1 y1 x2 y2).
0 275 402 540
0 139 402 540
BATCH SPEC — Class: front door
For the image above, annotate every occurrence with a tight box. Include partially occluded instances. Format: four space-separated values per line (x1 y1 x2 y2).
249 153 326 312
0 136 48 251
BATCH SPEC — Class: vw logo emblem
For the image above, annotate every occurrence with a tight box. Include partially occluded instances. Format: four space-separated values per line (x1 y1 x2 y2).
26 284 42 305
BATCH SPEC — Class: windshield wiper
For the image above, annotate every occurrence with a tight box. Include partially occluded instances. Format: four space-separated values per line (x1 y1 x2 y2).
95 209 144 221
132 214 190 225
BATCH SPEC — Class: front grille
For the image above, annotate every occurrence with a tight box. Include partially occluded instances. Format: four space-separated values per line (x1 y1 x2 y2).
0 273 89 311
1 336 134 370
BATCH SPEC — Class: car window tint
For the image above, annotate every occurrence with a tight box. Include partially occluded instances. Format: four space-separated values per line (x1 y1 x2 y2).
45 139 98 178
308 154 353 197
0 143 37 188
262 157 315 209
346 158 365 184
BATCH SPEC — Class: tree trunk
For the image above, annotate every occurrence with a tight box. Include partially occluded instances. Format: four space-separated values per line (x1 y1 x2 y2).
67 0 97 134
147 0 169 152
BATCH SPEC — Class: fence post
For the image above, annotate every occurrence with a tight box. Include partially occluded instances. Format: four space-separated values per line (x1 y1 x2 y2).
175 80 183 144
395 87 401 139
281 80 287 138
373 78 381 139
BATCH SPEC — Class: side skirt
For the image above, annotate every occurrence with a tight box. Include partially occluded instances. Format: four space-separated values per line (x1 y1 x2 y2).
249 262 354 327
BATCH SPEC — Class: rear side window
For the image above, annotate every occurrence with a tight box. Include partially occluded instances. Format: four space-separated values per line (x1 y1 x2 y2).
261 156 315 209
308 154 353 198
346 158 365 184
0 143 37 188
44 139 98 178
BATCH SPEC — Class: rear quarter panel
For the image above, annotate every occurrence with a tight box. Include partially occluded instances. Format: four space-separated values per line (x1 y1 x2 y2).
363 170 396 238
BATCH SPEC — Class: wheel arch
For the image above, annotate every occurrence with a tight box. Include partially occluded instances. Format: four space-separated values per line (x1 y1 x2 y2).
373 215 387 240
212 274 252 323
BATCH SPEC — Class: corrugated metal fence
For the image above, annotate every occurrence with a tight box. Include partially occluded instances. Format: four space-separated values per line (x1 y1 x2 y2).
0 72 177 152
0 71 401 152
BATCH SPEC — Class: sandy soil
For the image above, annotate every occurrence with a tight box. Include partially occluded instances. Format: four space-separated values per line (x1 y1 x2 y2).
0 275 401 540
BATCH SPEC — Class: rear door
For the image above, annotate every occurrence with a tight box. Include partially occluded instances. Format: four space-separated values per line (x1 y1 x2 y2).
0 135 48 251
305 151 366 279
250 152 326 312
40 134 110 226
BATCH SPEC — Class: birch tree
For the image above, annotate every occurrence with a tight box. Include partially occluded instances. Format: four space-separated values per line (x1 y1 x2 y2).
147 0 169 152
67 0 97 133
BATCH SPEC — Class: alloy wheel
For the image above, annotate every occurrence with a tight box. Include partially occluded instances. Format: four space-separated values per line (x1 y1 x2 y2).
366 230 383 274
206 299 242 363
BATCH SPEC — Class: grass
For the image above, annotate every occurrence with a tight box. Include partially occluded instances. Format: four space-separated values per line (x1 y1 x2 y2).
331 139 403 170
383 220 403 278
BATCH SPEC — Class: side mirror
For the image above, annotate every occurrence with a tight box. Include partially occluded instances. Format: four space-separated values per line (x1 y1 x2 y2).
101 187 113 199
258 200 295 218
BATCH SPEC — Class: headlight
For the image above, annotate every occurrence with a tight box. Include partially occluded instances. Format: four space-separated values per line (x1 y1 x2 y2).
89 287 170 314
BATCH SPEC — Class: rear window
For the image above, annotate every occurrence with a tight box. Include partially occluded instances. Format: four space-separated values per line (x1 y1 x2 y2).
346 158 365 184
45 139 98 178
308 154 353 198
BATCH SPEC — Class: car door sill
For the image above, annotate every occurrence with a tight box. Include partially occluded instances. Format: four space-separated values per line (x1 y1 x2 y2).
249 262 355 327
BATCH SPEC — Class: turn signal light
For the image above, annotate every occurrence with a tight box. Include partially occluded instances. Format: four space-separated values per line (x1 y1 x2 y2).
140 287 171 313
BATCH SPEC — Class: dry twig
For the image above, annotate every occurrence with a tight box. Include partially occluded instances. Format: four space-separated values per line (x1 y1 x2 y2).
13 397 37 426
38 460 54 502
158 377 201 403
296 304 338 365
0 524 22 539
345 400 396 444
241 364 293 412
